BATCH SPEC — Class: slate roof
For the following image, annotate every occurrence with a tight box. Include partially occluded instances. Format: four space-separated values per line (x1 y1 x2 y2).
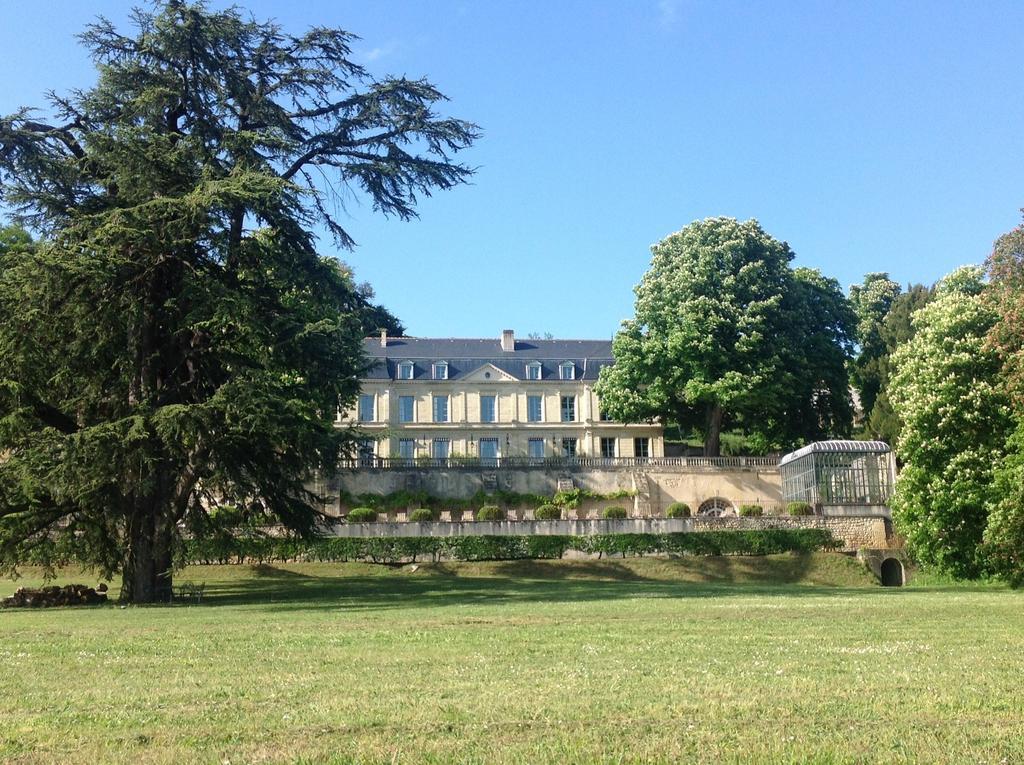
362 337 614 381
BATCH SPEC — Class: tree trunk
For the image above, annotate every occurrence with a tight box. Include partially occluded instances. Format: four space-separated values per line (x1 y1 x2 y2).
120 484 175 604
704 402 723 457
121 254 181 604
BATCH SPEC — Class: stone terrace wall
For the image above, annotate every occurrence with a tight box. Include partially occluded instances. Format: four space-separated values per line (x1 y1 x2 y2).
331 464 783 517
690 515 890 550
327 515 890 552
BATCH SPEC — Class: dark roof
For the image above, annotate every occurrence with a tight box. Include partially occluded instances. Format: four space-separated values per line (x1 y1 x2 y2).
362 337 613 381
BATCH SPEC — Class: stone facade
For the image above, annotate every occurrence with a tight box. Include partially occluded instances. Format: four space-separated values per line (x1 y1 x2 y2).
339 331 664 461
328 461 783 517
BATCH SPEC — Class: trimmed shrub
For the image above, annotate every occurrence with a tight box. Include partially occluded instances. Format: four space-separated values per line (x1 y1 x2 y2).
346 507 378 523
534 504 562 520
601 506 628 519
666 502 691 518
408 508 435 522
738 504 764 517
474 505 506 521
787 502 814 516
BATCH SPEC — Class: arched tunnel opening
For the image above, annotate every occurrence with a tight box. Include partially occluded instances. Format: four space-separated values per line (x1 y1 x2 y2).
880 557 904 587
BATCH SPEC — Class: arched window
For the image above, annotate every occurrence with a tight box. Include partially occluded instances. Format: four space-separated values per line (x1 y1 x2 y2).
698 497 733 517
432 361 448 380
526 361 542 380
559 361 575 380
397 361 414 380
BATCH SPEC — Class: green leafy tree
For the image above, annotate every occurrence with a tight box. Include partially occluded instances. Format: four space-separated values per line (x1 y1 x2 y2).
353 281 405 337
985 220 1024 407
864 284 934 443
889 267 1012 578
0 224 32 255
848 272 901 423
0 2 476 601
595 217 854 456
765 267 856 445
983 426 1024 587
981 218 1024 586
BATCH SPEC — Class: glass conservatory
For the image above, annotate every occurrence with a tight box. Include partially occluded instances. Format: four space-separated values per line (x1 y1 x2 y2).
780 440 896 508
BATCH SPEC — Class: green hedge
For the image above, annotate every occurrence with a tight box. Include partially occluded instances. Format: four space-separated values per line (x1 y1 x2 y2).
182 529 842 566
601 506 628 519
408 508 436 522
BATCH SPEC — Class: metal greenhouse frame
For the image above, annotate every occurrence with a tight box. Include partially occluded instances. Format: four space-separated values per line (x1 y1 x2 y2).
780 440 896 508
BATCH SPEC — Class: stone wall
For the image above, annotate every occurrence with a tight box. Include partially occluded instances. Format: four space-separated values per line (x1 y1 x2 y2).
689 515 890 550
857 548 912 584
327 515 890 552
330 464 783 517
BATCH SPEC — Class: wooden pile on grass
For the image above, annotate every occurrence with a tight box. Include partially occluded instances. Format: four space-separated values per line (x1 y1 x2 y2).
1 583 108 608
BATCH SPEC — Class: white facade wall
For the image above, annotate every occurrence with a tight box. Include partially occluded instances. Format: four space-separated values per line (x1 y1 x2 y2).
341 378 664 460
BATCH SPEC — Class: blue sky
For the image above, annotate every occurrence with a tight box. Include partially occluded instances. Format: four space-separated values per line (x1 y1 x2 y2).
3 1 1023 338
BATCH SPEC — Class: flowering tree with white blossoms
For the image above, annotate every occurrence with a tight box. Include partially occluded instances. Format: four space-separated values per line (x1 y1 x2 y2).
889 266 1013 578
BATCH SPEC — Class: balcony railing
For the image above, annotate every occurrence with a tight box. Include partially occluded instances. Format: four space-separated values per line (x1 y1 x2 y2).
339 455 781 470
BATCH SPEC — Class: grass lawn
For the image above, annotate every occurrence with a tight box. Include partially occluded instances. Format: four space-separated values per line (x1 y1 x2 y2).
1 553 1022 764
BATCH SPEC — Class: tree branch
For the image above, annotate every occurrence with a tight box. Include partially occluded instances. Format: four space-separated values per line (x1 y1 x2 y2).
18 120 86 159
21 391 80 434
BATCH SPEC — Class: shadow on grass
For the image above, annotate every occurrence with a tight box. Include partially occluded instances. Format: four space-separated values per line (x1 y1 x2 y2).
248 564 319 579
194 554 883 612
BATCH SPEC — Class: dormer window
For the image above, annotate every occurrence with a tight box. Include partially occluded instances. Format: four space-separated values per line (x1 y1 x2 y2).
432 361 448 380
526 362 542 380
397 361 414 380
559 361 575 380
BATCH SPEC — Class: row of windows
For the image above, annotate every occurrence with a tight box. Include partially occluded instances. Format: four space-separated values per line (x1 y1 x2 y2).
360 437 650 460
358 394 587 423
395 360 577 381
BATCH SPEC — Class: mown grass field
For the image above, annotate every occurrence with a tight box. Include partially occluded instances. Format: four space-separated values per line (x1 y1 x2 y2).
1 554 1022 764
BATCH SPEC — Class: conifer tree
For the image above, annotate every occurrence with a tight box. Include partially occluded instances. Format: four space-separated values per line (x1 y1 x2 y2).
0 1 477 601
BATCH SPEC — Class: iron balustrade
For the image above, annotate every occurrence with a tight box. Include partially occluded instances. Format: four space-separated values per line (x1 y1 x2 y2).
338 455 781 470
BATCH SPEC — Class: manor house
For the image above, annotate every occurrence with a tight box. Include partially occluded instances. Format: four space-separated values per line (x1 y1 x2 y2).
341 330 665 463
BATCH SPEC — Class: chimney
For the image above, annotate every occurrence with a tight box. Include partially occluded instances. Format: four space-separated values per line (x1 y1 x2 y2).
501 329 515 352
379 329 388 348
